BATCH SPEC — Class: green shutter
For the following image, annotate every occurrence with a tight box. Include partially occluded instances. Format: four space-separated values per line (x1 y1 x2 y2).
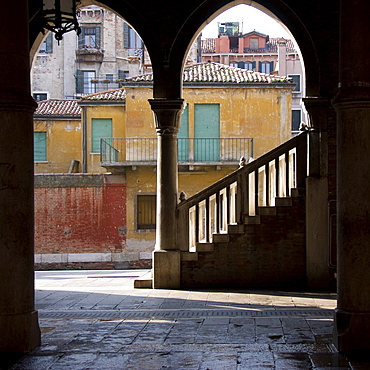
34 132 47 161
178 105 189 161
194 104 220 161
45 33 53 53
76 69 83 93
123 22 130 49
270 61 274 73
95 26 101 49
78 27 85 49
92 118 112 153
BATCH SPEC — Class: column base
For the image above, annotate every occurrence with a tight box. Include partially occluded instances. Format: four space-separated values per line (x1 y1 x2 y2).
153 250 180 289
0 310 41 353
334 308 370 352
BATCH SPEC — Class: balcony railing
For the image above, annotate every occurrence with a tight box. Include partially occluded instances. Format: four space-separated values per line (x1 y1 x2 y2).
101 138 253 165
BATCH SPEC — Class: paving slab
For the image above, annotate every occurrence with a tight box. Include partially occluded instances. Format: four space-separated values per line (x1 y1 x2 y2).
3 270 370 369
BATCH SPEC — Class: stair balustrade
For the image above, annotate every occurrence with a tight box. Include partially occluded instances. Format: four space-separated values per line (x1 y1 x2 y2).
177 131 308 251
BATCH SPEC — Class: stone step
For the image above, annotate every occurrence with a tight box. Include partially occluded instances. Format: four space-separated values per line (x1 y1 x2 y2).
212 233 229 243
275 197 292 206
244 215 261 224
258 206 277 216
134 279 153 289
196 242 214 252
228 224 244 234
181 251 199 261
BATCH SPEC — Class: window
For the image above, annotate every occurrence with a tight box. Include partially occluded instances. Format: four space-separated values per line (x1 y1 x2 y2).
259 61 274 74
78 26 101 49
245 62 255 71
250 37 259 49
34 132 47 161
91 118 112 153
39 33 53 53
292 109 302 132
136 194 156 230
105 74 114 83
229 62 238 68
124 23 143 49
33 92 48 101
288 74 301 93
76 70 96 94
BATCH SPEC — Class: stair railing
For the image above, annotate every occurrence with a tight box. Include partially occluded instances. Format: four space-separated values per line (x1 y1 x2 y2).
176 131 308 252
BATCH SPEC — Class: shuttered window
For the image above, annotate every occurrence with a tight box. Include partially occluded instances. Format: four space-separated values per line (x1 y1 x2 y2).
136 194 156 230
288 74 301 92
78 26 101 49
34 132 47 161
91 118 112 153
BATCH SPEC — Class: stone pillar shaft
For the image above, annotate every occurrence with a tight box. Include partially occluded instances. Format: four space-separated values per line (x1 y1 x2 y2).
0 0 41 352
334 0 370 352
149 98 184 289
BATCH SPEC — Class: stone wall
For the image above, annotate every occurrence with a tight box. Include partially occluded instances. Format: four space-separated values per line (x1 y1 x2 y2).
34 173 152 270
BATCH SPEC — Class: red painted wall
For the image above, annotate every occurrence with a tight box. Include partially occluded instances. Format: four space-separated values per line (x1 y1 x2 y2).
34 175 126 254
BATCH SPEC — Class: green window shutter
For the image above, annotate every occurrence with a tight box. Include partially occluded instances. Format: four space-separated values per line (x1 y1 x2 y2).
118 70 125 79
95 26 101 49
78 27 85 49
34 132 47 161
292 110 302 131
92 118 112 153
45 33 53 53
76 69 83 94
178 105 189 161
123 22 130 49
258 61 262 72
252 61 256 71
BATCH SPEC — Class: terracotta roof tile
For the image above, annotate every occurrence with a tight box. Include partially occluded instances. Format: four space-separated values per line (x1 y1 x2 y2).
81 88 127 101
126 62 292 84
34 99 81 117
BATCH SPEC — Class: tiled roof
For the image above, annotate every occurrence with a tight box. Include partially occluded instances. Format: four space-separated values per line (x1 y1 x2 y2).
80 88 127 101
34 99 81 117
126 62 292 84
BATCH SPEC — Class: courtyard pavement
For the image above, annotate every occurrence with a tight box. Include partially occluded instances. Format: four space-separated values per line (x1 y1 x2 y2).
3 270 370 369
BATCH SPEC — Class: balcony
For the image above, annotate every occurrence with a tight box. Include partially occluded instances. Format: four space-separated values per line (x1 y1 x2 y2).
76 48 104 62
100 138 254 168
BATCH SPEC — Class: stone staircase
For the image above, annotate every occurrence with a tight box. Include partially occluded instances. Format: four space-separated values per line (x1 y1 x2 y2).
180 188 306 289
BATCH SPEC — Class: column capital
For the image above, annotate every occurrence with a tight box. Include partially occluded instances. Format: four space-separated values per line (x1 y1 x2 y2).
148 98 185 134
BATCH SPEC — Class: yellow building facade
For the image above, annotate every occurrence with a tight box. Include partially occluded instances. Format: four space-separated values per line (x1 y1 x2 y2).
34 62 294 262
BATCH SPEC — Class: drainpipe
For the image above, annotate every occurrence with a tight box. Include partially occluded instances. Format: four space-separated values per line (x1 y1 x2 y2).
82 105 87 173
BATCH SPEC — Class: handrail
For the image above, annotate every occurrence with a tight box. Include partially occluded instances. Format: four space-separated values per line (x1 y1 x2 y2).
176 131 308 251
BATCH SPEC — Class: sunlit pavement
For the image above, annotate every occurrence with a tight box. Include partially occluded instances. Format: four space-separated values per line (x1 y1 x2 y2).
5 270 370 369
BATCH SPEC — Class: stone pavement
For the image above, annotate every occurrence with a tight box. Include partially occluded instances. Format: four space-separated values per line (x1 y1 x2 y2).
3 270 370 369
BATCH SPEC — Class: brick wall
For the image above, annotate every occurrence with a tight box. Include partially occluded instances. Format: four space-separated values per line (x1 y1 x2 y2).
34 173 145 269
181 191 306 289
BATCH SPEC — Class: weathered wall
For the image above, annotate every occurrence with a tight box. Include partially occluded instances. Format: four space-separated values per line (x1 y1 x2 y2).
33 173 149 269
34 118 82 173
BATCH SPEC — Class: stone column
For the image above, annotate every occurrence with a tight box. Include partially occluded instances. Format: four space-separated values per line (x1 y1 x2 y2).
333 0 370 352
0 1 41 352
304 98 337 290
149 98 184 289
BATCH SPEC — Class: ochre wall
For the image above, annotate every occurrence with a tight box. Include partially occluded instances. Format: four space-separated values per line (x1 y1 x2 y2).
34 118 82 173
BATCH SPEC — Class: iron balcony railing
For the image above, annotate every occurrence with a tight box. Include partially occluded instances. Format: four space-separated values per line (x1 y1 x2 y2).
101 137 254 164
